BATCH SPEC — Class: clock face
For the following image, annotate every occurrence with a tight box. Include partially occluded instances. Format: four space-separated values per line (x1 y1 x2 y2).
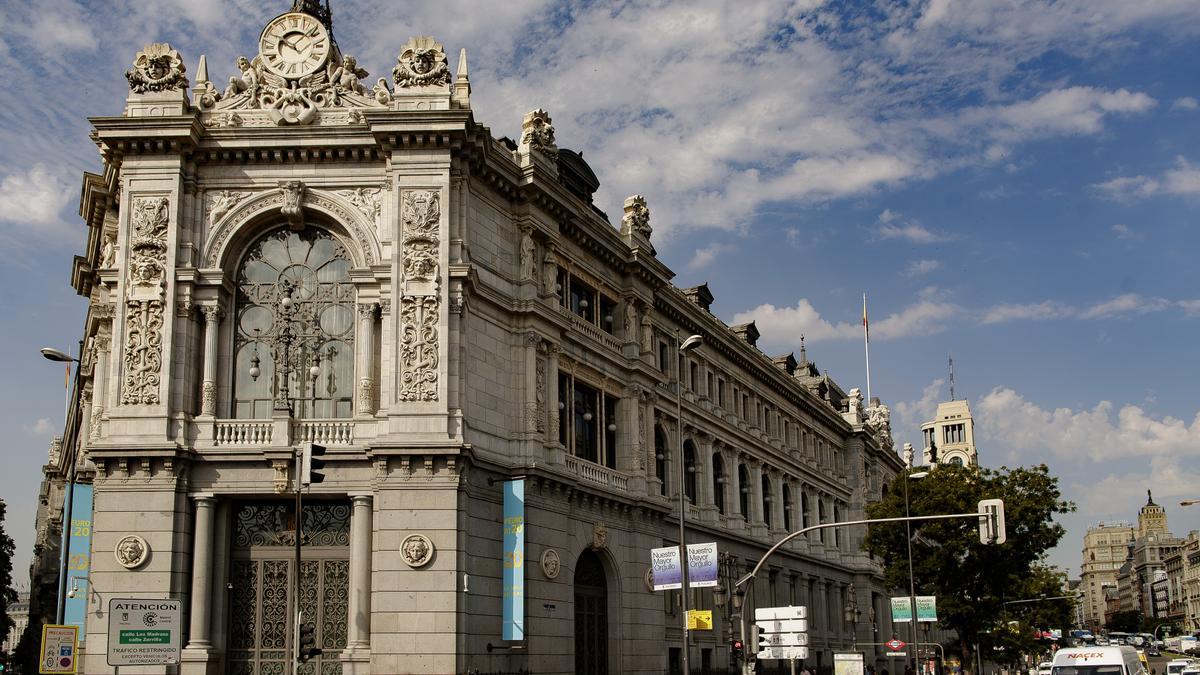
259 12 330 78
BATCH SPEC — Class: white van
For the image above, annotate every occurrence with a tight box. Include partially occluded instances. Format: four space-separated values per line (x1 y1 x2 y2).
1051 646 1147 675
1166 659 1192 675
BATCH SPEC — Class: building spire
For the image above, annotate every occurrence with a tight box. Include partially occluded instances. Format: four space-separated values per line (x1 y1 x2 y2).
948 354 956 400
292 0 333 35
798 334 807 365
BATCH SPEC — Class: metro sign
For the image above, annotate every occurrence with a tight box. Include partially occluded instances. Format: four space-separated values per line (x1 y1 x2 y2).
886 639 906 651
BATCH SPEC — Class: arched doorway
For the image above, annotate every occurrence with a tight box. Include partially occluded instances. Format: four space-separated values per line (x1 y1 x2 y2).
574 549 608 675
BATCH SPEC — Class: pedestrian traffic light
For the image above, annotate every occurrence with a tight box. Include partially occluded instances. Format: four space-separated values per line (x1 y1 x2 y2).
731 637 744 662
978 498 1006 544
300 442 326 486
297 622 322 662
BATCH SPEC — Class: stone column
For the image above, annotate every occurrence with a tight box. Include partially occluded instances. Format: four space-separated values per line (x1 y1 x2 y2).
770 472 785 532
348 495 373 648
698 435 716 516
749 461 765 529
546 344 560 443
356 303 377 416
523 333 542 435
727 451 744 522
199 305 221 416
90 332 111 441
187 495 216 648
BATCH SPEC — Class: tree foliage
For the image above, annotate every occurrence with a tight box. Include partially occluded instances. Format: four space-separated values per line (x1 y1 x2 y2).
0 499 17 658
862 464 1075 670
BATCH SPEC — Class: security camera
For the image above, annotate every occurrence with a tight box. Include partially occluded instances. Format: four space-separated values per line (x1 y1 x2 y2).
67 587 76 599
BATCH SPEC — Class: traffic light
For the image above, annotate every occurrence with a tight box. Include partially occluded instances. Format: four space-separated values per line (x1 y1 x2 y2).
297 622 322 662
731 637 744 663
978 498 1006 544
300 442 326 486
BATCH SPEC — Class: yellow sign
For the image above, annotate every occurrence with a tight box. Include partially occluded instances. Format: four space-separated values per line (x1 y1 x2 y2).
38 625 78 674
687 610 713 630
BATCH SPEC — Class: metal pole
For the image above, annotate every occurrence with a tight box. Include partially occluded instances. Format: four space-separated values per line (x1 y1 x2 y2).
677 356 691 675
55 343 84 625
905 473 918 675
293 447 302 675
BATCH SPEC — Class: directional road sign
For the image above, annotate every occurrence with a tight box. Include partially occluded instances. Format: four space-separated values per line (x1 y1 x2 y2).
755 606 808 662
755 606 807 620
756 619 808 633
760 632 809 647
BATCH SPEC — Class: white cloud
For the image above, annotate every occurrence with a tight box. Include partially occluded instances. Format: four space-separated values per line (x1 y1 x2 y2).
976 387 1200 462
733 299 860 344
1077 292 1170 319
22 418 54 436
979 301 1066 324
1170 96 1199 112
0 164 74 233
893 378 946 435
873 211 952 244
1110 223 1139 240
1177 299 1200 316
1093 157 1200 200
688 243 731 271
981 86 1156 141
871 296 961 339
904 259 941 276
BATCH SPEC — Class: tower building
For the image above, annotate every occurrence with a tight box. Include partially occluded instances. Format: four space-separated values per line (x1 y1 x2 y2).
920 399 977 467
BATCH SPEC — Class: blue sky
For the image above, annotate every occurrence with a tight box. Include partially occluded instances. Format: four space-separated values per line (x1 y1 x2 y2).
2 0 1199 581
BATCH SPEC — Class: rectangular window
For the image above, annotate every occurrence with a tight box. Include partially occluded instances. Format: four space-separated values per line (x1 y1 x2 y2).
659 341 670 374
598 295 617 335
706 372 714 399
560 373 618 469
717 378 726 407
569 278 597 322
690 362 699 392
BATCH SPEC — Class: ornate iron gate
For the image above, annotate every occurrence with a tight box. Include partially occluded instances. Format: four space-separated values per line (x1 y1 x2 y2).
227 501 350 675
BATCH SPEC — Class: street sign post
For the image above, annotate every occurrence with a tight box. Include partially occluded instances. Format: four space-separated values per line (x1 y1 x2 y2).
38 625 77 675
107 598 182 666
755 606 809 662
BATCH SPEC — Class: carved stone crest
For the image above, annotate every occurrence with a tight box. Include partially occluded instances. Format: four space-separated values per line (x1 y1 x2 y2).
392 37 451 89
126 43 188 93
280 181 306 229
115 534 149 569
520 109 558 159
206 190 250 226
335 187 382 227
122 197 170 406
592 522 608 551
644 567 655 592
400 533 435 568
541 548 561 579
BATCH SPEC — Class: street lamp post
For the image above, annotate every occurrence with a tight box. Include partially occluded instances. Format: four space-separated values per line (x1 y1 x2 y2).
676 333 703 675
904 470 930 675
41 344 83 626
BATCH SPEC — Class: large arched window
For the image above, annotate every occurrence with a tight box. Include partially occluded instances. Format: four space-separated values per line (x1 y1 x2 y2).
683 440 698 505
712 454 726 515
234 227 355 418
655 425 668 497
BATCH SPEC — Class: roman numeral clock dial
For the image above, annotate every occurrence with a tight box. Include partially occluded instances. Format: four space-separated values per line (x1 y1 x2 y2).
259 12 330 78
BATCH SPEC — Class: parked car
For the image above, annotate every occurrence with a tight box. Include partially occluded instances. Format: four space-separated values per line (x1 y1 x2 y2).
1039 662 1053 675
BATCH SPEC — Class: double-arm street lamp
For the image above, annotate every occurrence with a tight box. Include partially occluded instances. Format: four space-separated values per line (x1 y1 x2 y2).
676 333 704 675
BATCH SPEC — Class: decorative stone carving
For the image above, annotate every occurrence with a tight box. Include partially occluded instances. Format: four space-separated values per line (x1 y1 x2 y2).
100 231 117 268
542 247 558 296
519 228 536 282
623 300 638 340
114 534 149 569
122 197 170 406
644 567 655 592
621 194 653 244
866 402 894 451
534 356 546 433
400 533 435 568
201 381 217 417
592 522 608 551
126 43 188 93
328 55 369 95
392 37 451 89
47 437 61 464
336 187 383 228
402 191 440 282
520 109 557 159
90 405 104 442
902 442 914 469
206 190 251 226
540 549 561 579
398 296 439 402
640 314 654 354
280 181 305 229
372 78 393 104
223 56 261 104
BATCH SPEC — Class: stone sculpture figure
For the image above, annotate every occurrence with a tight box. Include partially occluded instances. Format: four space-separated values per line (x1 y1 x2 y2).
542 248 559 296
328 55 369 94
223 56 261 103
126 43 189 93
621 195 652 239
520 109 558 158
393 37 451 88
519 229 536 281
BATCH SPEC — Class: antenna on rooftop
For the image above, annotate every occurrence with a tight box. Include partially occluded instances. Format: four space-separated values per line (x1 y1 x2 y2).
948 355 956 401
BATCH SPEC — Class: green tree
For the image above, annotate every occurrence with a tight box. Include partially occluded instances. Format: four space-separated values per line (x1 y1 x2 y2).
0 500 17 660
862 464 1075 673
1107 610 1141 633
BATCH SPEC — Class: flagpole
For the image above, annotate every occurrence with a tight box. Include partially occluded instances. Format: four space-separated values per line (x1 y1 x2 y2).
863 293 872 405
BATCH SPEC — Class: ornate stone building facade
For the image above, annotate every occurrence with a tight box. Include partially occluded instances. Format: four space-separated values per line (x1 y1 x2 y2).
52 3 906 674
1079 521 1135 629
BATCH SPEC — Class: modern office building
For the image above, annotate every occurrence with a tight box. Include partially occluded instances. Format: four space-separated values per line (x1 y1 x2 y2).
33 2 909 674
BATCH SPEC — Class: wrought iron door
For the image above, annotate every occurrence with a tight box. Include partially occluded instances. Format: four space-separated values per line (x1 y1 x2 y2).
227 502 350 675
574 551 609 675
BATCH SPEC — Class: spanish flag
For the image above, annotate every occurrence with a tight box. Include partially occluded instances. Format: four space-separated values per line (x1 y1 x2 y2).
862 293 869 342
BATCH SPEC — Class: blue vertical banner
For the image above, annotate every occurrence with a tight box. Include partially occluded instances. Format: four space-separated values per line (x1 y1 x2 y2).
63 483 93 641
502 479 525 641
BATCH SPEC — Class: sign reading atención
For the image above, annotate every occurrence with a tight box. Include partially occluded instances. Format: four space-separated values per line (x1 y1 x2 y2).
107 598 182 666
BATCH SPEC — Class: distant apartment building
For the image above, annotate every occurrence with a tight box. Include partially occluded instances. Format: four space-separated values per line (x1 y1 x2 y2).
1080 521 1136 628
2 590 29 654
1132 492 1181 617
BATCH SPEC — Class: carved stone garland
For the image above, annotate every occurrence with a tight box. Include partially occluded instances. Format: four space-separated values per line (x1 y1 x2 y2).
398 191 441 402
122 197 170 405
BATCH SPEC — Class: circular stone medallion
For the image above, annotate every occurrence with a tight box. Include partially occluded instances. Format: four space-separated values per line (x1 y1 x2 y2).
540 549 561 579
115 534 149 569
400 533 434 568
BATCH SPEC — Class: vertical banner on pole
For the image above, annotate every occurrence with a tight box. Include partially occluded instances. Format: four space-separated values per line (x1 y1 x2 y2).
890 596 913 622
686 543 719 588
63 483 93 642
502 479 525 641
650 546 682 590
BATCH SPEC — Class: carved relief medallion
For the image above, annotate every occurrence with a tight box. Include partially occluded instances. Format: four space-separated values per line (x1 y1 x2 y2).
392 37 450 89
541 548 561 579
400 533 435 568
115 534 150 569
